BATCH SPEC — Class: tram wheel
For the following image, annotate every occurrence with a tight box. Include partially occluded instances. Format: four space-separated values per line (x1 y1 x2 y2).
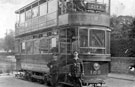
31 78 35 82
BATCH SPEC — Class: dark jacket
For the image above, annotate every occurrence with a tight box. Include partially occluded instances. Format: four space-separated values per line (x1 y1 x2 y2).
70 58 84 77
47 60 58 74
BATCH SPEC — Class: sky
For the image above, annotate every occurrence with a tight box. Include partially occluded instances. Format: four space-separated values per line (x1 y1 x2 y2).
111 0 135 16
0 0 135 38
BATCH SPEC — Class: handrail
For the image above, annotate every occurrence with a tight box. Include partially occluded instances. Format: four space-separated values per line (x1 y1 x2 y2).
17 11 57 27
16 11 58 36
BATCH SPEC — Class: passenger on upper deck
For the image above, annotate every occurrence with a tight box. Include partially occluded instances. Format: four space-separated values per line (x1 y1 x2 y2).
59 0 86 15
73 0 86 11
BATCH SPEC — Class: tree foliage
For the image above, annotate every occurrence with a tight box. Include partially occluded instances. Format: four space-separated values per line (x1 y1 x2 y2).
0 38 4 50
111 15 132 40
3 30 15 52
110 15 135 57
128 19 135 57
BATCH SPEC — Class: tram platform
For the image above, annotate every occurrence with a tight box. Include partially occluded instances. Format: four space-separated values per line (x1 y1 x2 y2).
108 73 135 81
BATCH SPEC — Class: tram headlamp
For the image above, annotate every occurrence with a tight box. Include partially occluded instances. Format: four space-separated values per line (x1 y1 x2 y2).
93 63 100 70
130 67 135 72
129 65 135 72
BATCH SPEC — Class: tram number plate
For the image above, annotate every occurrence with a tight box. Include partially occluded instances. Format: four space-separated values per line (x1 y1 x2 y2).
90 70 101 75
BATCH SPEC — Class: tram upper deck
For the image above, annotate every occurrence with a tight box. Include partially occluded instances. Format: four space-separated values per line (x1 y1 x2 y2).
15 0 111 37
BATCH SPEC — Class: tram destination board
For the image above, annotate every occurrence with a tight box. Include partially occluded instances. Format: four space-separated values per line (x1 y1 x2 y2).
86 3 106 12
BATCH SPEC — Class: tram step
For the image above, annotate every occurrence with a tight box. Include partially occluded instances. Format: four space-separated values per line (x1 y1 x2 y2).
58 82 74 87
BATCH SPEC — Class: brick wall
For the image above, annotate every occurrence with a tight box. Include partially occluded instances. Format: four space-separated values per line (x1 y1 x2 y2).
111 57 135 75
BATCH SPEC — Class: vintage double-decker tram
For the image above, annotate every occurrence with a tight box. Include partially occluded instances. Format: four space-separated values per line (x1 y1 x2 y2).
15 0 111 87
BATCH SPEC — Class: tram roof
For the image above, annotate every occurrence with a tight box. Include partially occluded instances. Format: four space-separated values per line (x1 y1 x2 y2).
15 0 39 14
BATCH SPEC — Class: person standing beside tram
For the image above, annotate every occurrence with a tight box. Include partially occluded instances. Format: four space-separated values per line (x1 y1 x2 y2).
47 54 59 87
69 51 84 87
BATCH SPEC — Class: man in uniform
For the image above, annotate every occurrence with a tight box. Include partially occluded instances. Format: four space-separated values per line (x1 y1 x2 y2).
69 51 84 87
47 54 58 87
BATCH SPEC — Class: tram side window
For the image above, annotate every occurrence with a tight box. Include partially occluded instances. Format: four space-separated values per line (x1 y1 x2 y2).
70 28 78 52
48 0 57 13
26 10 32 20
79 29 88 47
21 42 26 54
40 3 47 16
26 41 34 54
32 6 39 18
15 40 20 54
20 13 25 23
50 37 58 53
90 30 105 47
39 38 49 53
33 40 40 54
16 14 19 23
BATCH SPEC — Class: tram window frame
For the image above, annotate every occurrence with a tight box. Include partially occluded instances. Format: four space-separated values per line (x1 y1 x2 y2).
26 40 34 54
32 6 39 18
79 28 105 48
48 0 57 14
15 40 20 54
20 13 25 23
26 9 32 20
21 41 26 54
39 2 47 16
39 37 50 53
89 29 105 47
33 39 40 54
16 14 20 25
50 36 59 53
39 35 58 54
106 30 110 54
79 29 88 47
79 27 106 54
